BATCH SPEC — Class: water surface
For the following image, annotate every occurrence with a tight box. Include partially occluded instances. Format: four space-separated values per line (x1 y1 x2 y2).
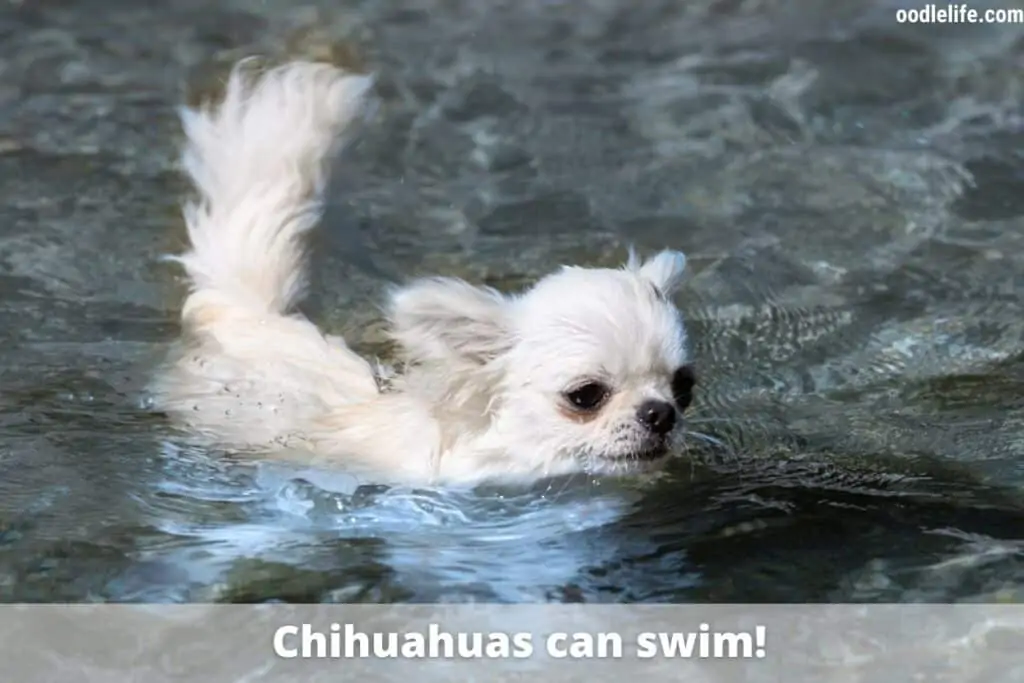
1 0 1024 602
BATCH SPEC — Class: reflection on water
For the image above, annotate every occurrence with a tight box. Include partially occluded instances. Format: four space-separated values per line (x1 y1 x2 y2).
1 0 1024 602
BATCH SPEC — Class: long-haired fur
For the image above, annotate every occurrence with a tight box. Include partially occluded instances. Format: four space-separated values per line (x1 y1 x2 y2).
151 59 695 487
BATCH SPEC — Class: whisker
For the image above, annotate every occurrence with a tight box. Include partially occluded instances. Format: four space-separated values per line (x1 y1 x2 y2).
683 429 729 449
542 470 577 501
552 474 575 499
683 428 739 464
686 416 749 427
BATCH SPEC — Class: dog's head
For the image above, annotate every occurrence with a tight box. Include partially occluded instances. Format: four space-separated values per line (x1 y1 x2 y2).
388 249 695 479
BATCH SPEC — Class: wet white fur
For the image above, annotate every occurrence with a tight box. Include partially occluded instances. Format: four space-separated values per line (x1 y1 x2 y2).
150 59 693 487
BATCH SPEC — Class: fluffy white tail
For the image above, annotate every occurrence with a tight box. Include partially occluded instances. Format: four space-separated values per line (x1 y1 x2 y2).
170 59 373 320
152 60 382 450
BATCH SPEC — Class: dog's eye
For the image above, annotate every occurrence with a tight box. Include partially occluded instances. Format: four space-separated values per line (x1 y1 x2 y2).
672 365 696 410
564 382 610 411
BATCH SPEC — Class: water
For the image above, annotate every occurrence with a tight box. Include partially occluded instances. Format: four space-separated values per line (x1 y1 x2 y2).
1 0 1024 603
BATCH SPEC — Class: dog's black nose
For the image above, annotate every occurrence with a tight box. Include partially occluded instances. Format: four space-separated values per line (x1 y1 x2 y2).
637 400 676 435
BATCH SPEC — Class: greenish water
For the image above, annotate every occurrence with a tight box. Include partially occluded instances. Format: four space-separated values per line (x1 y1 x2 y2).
1 0 1024 602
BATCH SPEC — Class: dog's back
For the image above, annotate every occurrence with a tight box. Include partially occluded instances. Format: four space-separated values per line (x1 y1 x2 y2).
150 60 381 451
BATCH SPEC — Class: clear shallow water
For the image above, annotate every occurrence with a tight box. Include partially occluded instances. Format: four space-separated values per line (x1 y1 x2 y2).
2 0 1024 603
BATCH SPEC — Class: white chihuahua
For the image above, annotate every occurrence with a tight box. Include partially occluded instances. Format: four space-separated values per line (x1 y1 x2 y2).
150 59 697 486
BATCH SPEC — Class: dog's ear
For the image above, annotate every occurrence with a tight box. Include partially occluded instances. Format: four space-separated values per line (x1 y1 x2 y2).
387 277 512 365
629 249 687 296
